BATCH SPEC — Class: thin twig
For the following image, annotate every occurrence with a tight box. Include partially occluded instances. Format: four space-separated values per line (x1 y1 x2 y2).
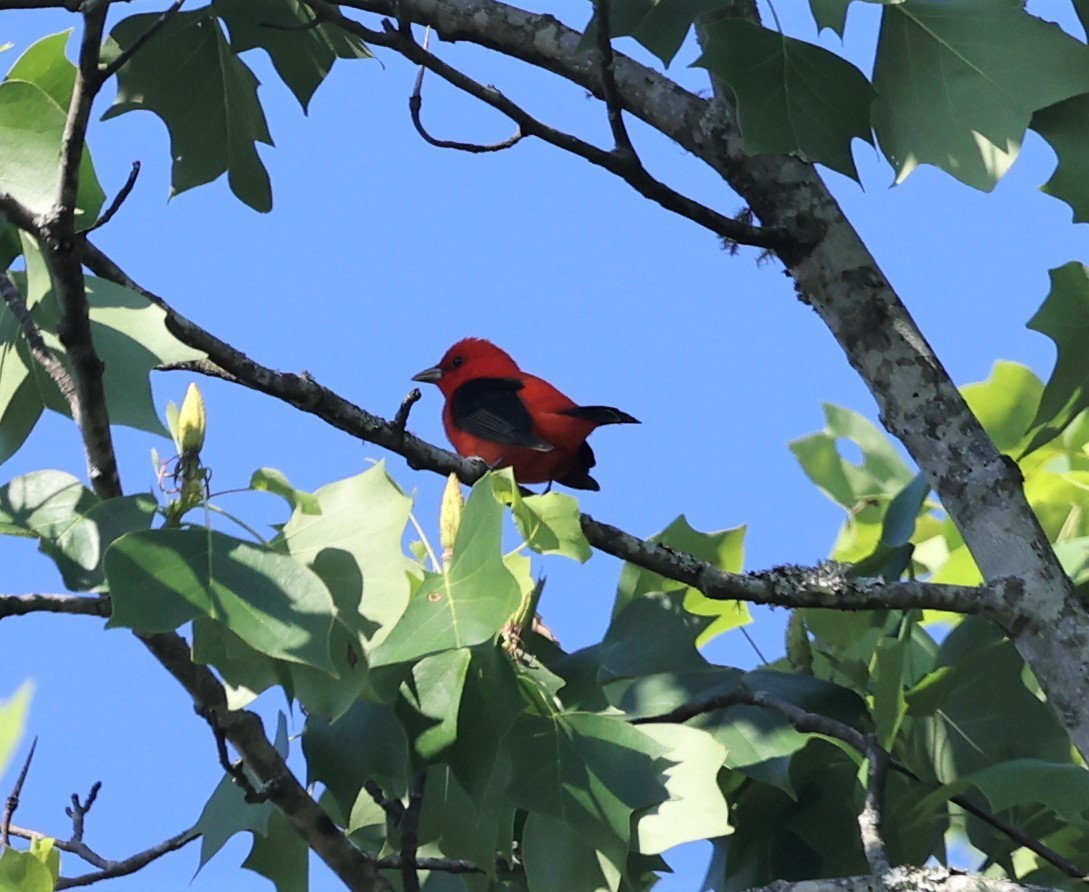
409 27 523 153
98 0 186 83
400 773 426 892
197 706 266 803
591 0 635 159
302 0 789 252
81 162 141 234
54 827 199 890
65 781 102 844
393 388 421 447
2 737 38 846
364 780 405 823
0 272 80 409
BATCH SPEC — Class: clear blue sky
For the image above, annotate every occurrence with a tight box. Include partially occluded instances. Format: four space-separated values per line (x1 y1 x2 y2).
1 2 1083 889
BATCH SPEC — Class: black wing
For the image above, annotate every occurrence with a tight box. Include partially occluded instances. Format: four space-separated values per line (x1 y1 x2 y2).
450 377 553 451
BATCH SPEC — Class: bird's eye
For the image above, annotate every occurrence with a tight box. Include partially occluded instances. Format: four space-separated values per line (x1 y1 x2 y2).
451 356 464 368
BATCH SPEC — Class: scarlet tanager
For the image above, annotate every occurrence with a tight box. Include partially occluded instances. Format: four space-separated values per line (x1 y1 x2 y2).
413 338 639 491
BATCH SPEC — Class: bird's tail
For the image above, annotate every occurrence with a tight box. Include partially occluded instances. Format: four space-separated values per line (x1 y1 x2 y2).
560 405 640 426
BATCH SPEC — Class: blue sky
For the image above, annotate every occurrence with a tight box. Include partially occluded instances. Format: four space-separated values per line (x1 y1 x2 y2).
1 2 1085 889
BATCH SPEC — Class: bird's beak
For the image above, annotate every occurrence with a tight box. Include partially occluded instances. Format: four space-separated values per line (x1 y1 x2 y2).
412 365 443 384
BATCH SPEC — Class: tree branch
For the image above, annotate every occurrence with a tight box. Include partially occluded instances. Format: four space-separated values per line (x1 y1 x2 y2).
135 630 393 892
37 2 121 500
77 250 1017 629
0 272 80 410
0 593 110 619
303 0 790 253
739 871 1057 892
590 0 635 159
636 686 1087 880
54 827 198 890
2 737 37 846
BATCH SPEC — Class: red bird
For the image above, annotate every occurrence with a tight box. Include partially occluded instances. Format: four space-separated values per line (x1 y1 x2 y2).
412 338 639 491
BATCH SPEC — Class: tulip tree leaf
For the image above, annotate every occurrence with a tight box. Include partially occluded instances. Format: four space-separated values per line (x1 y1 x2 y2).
102 9 273 211
369 479 521 666
0 682 32 780
614 514 748 643
213 0 370 111
489 470 591 561
105 528 336 670
1023 263 1089 454
279 463 416 643
0 33 105 219
872 0 1089 190
1033 94 1089 224
581 0 732 67
0 469 157 591
694 19 874 180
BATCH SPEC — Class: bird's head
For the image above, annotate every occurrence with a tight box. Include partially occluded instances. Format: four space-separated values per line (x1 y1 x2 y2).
412 338 520 397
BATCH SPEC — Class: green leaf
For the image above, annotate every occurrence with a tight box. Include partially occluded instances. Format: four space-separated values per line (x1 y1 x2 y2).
872 0 1089 190
0 682 32 780
966 759 1089 826
7 32 75 109
934 618 1071 775
631 723 731 854
279 463 415 644
522 813 621 892
849 473 929 580
1024 263 1089 454
106 529 336 670
505 711 667 861
102 10 273 212
369 478 521 667
303 700 410 817
614 515 747 643
1033 94 1089 224
417 765 515 875
790 403 914 509
871 637 907 748
0 34 105 220
808 0 852 36
213 0 370 111
489 470 591 562
0 848 53 892
25 837 59 882
249 467 321 516
11 239 205 436
961 361 1044 455
582 0 732 67
694 19 874 180
191 617 284 709
0 469 156 590
195 715 289 869
241 809 308 892
399 647 472 761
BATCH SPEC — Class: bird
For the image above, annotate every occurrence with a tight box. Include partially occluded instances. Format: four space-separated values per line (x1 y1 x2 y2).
412 338 639 491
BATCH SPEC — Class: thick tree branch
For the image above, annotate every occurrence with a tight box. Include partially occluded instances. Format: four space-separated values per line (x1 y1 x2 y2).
36 1 121 499
739 872 1056 892
136 630 392 892
0 593 110 619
